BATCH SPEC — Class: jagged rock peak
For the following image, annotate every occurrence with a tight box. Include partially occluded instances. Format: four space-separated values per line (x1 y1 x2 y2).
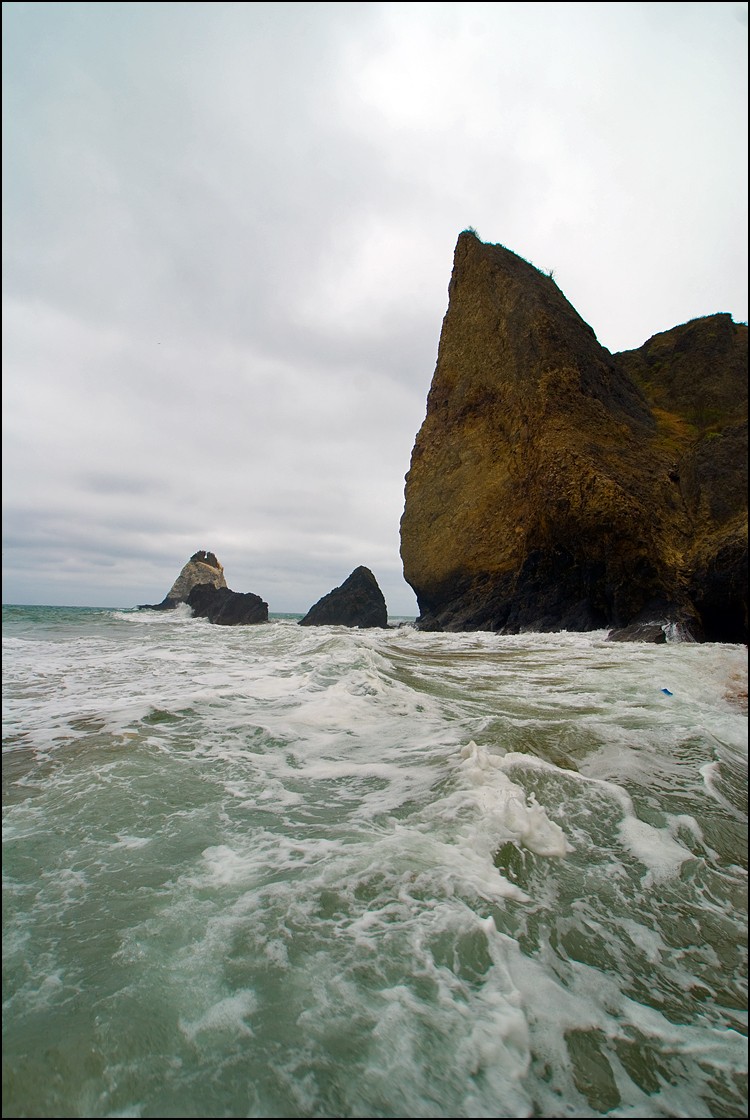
400 231 747 641
189 550 222 571
138 549 228 610
165 550 227 603
299 566 388 628
138 549 270 625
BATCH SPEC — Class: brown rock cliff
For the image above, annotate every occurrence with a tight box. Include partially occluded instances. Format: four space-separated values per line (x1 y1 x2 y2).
400 232 747 641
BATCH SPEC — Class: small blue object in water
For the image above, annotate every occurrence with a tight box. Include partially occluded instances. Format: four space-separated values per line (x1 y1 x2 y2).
661 688 673 695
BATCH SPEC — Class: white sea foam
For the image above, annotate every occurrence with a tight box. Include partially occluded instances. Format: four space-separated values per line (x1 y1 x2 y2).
179 989 258 1041
457 741 572 858
2 606 747 1119
112 834 152 849
617 815 691 882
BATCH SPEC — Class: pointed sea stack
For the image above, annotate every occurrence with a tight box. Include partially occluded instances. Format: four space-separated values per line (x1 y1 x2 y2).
139 550 228 610
138 550 269 625
400 231 747 641
299 567 388 628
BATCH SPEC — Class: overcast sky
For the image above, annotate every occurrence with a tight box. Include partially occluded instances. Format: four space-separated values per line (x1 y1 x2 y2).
3 1 747 615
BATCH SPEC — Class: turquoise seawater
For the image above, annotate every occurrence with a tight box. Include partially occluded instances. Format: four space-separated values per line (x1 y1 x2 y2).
2 604 747 1118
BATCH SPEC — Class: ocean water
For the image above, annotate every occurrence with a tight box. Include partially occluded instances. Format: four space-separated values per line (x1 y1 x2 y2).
2 604 747 1120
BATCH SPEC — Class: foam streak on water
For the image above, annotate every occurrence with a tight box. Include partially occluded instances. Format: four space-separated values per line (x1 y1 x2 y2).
2 606 747 1118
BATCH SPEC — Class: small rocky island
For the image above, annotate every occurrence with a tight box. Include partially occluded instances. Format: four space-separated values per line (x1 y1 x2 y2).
400 230 747 642
139 550 269 625
140 550 228 609
299 566 388 628
139 553 389 627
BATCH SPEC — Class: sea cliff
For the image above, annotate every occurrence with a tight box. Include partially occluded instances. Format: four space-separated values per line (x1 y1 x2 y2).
400 231 747 641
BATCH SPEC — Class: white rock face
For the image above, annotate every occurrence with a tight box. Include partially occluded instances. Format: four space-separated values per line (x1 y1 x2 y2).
166 551 227 602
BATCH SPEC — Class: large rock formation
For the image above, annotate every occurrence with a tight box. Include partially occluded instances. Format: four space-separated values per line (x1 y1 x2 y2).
400 231 747 642
299 567 388 628
140 550 227 610
616 316 747 643
139 550 268 625
187 584 268 626
165 549 227 602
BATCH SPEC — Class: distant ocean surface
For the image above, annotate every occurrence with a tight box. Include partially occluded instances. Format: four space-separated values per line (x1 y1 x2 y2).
2 604 747 1119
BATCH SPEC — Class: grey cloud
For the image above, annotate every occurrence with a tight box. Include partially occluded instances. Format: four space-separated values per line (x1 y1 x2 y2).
3 1 746 614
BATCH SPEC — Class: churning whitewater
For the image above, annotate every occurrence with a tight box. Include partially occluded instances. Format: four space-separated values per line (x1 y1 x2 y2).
2 605 747 1118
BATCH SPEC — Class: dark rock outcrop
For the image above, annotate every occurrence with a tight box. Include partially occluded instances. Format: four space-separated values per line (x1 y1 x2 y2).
400 231 747 642
299 567 388 628
186 584 268 626
139 550 227 610
139 550 268 625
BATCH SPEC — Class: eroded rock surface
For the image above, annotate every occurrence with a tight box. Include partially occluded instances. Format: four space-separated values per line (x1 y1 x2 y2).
139 551 268 625
187 584 268 626
140 550 228 610
299 567 388 628
400 231 747 642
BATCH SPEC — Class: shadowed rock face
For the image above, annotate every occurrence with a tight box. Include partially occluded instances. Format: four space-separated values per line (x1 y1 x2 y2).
299 567 388 628
186 584 268 626
400 231 747 642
